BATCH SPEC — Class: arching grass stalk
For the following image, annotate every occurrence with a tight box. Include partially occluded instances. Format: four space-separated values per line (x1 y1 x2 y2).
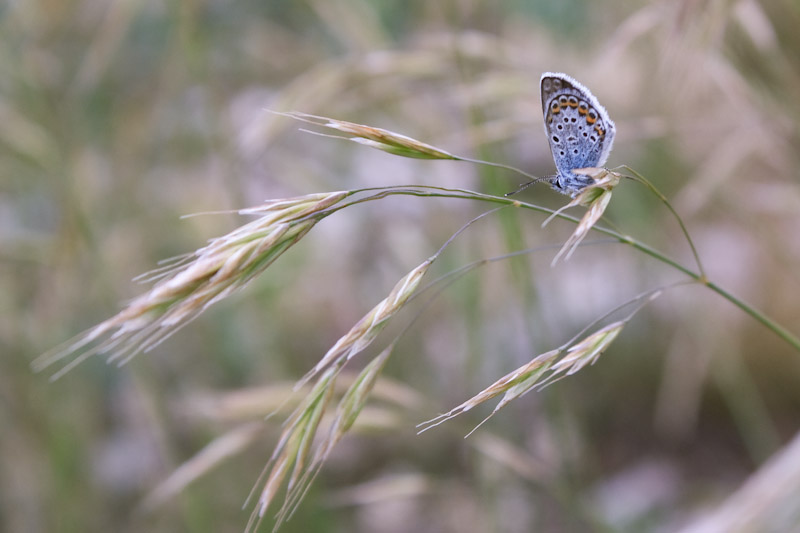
282 112 798 351
236 180 791 528
350 185 799 355
610 165 799 352
32 180 800 379
615 164 706 278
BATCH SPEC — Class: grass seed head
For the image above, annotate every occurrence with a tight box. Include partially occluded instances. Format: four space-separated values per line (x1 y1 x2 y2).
282 111 456 160
297 259 432 387
547 169 621 264
551 322 624 376
33 191 343 378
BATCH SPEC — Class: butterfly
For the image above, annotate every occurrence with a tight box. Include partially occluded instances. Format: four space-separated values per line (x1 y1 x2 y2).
514 73 616 197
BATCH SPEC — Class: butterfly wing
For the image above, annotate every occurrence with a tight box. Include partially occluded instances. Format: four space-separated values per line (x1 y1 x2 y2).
541 73 616 180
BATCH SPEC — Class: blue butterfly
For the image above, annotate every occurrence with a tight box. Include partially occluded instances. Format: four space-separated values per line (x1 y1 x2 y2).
520 73 616 196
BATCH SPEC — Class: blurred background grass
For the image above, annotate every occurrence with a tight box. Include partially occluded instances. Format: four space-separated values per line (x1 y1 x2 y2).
3 0 800 531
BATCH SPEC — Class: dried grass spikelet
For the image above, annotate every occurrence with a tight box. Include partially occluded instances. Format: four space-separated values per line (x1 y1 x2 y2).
245 345 396 532
279 111 550 195
417 286 665 438
295 258 433 389
417 349 560 436
33 191 349 380
246 255 433 531
418 321 626 436
277 111 457 160
549 321 624 377
544 167 620 264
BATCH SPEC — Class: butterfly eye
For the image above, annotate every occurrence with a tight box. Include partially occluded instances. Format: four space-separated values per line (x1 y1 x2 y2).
578 102 588 115
568 96 578 107
558 96 568 105
586 110 598 125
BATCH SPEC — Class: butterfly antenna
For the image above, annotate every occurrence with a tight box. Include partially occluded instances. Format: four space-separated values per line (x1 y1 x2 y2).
505 176 555 197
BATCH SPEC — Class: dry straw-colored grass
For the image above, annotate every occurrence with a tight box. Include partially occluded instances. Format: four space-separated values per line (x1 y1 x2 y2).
31 112 636 529
6 1 800 532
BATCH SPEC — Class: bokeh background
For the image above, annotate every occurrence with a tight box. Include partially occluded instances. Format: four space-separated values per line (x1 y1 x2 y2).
3 1 800 531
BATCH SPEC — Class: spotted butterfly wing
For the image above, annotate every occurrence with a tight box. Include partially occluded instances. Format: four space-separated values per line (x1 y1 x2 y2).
540 72 616 195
